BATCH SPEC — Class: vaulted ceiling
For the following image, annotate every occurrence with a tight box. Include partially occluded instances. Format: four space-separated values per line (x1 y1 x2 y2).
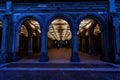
48 19 71 41
20 19 40 37
0 18 101 40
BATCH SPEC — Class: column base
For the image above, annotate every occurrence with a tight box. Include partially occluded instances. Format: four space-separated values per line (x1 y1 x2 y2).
115 59 120 64
39 55 49 62
88 50 96 56
0 53 6 63
100 53 110 62
111 54 120 64
89 53 97 56
6 52 17 63
27 51 33 56
70 56 80 62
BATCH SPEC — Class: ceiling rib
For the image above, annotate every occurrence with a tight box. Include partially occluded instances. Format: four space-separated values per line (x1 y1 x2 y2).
51 24 59 40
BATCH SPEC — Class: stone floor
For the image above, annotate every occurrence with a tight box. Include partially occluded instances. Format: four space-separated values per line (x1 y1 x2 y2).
0 48 120 80
18 48 101 63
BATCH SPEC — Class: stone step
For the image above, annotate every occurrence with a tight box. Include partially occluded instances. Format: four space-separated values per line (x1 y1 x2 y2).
0 62 120 80
0 69 120 80
1 62 118 68
0 62 120 71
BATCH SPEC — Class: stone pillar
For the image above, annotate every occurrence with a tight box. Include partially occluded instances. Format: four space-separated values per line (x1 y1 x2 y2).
0 17 12 63
36 36 40 52
81 36 86 52
109 0 116 12
11 30 19 60
0 16 8 63
113 17 120 63
100 25 110 62
39 29 48 62
79 34 82 51
27 36 33 55
114 27 120 63
81 30 87 52
71 30 80 62
0 1 14 63
89 34 95 55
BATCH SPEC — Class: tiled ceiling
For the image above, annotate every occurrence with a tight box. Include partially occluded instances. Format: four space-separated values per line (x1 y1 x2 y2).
0 18 101 40
20 19 40 37
48 19 71 41
78 19 94 33
79 19 101 36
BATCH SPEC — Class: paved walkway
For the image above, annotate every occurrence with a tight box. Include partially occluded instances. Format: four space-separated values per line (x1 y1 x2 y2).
1 48 120 66
17 48 99 62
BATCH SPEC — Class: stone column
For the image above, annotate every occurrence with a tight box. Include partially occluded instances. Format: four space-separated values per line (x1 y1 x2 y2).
0 16 13 62
109 0 116 12
71 30 80 62
82 36 86 52
27 36 33 55
81 30 87 52
11 30 19 60
79 34 82 51
39 29 48 62
89 34 95 55
100 25 110 61
114 27 120 63
0 1 13 63
0 16 7 63
113 17 120 63
36 36 40 52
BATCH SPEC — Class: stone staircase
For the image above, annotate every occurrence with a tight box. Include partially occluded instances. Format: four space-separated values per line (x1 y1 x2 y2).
0 62 120 80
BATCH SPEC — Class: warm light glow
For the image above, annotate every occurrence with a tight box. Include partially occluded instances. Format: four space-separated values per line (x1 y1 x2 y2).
33 31 36 36
48 19 71 41
79 19 101 36
20 20 41 37
20 18 101 40
37 29 41 33
94 24 101 36
79 19 94 34
29 20 40 30
30 23 36 29
20 25 28 37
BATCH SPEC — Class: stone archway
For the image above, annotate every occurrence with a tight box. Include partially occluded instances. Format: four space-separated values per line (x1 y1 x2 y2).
39 14 80 62
14 16 41 60
76 14 109 61
78 18 102 60
47 18 72 62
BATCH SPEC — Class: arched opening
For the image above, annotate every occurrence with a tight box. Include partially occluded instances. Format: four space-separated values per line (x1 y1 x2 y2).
17 19 41 59
0 21 2 51
78 18 102 61
48 18 72 62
